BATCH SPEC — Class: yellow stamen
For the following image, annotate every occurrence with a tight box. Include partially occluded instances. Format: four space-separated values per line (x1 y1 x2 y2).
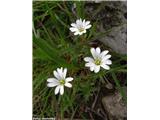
78 27 84 32
59 79 65 85
94 59 101 65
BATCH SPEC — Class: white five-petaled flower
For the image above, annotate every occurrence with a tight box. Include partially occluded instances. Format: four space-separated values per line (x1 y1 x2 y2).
69 18 92 36
84 47 112 73
47 67 73 95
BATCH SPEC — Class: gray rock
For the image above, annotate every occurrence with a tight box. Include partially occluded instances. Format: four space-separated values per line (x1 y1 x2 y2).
99 24 127 54
102 89 127 120
105 1 127 14
85 1 127 54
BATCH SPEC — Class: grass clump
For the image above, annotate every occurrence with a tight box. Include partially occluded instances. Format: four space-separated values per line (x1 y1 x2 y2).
33 1 127 119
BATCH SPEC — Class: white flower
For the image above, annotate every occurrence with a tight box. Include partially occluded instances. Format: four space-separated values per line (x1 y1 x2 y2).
69 18 92 36
84 47 112 73
47 67 73 95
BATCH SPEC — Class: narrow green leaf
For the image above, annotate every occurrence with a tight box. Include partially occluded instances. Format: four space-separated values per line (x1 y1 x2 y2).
111 72 127 103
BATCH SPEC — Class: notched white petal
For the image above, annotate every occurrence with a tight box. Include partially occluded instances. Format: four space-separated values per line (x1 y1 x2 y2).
47 82 59 87
90 66 94 71
85 62 94 67
90 48 97 59
55 86 60 95
83 19 85 24
76 19 80 24
84 57 94 62
85 21 90 26
74 31 79 35
60 86 64 95
101 64 110 70
47 78 57 83
70 27 77 32
103 55 111 60
100 50 109 58
94 65 100 73
71 23 77 27
79 18 82 22
65 83 72 88
66 77 73 82
104 60 112 65
85 24 92 29
63 68 67 79
53 71 61 80
57 68 63 78
96 47 101 54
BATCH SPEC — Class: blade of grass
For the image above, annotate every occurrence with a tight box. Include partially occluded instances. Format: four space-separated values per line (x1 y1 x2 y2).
41 22 54 46
45 2 63 39
57 2 73 20
33 36 58 60
75 1 85 18
111 72 127 103
54 13 69 29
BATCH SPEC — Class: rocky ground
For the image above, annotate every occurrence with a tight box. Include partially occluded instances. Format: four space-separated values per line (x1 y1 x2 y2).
85 1 127 120
85 1 127 54
33 1 127 119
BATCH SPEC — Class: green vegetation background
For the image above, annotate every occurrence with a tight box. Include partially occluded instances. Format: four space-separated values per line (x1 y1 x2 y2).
33 1 127 119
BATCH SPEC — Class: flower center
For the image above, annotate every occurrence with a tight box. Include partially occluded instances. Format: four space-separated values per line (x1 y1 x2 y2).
78 27 84 32
94 59 101 65
59 79 65 85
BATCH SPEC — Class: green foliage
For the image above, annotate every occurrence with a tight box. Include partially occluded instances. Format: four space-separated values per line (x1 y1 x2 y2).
33 1 127 119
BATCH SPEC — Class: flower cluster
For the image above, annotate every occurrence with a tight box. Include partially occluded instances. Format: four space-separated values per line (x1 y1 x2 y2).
47 18 112 95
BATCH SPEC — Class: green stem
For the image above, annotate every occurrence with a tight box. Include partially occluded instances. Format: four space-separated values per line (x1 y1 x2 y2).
56 95 62 120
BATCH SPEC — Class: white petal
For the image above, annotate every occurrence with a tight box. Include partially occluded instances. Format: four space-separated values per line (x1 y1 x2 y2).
47 82 59 87
60 86 64 95
79 18 82 23
47 78 57 83
90 48 97 59
84 57 94 62
70 27 77 32
83 19 85 25
85 24 92 29
55 85 60 95
65 83 72 88
94 65 100 73
57 68 63 78
100 50 109 58
101 64 110 70
74 31 79 35
90 66 94 71
85 21 90 26
66 77 73 82
103 60 112 65
96 47 101 54
82 29 86 33
79 32 83 35
85 62 94 67
63 68 67 79
53 71 61 80
76 19 82 25
102 55 111 61
71 23 77 27
76 19 80 24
